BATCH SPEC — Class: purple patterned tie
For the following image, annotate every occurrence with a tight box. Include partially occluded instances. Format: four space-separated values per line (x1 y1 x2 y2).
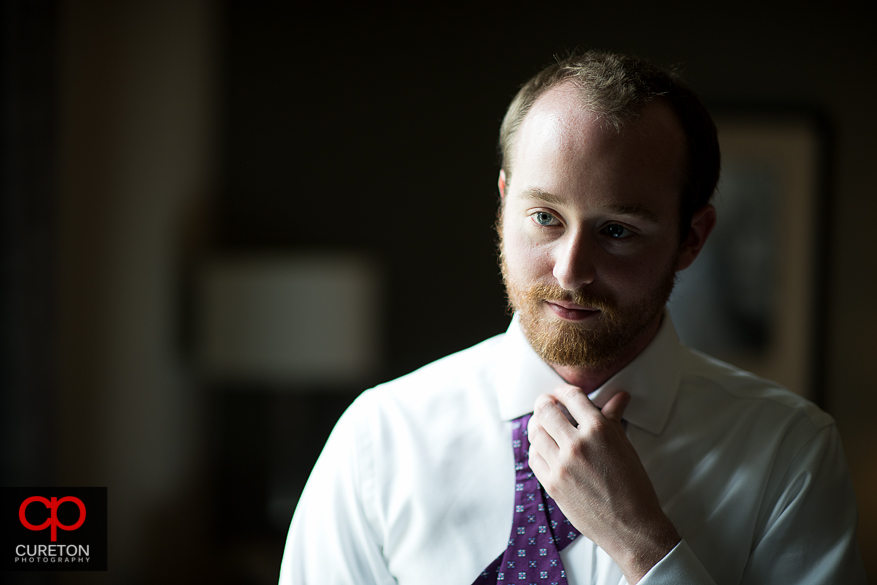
475 413 581 584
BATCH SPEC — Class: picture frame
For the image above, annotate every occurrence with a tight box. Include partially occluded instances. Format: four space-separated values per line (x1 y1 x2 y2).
668 110 829 403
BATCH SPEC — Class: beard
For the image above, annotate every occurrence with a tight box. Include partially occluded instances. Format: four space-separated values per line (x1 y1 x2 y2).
498 217 678 369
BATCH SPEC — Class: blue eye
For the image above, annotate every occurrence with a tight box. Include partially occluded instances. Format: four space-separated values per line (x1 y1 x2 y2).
533 212 557 226
605 224 630 238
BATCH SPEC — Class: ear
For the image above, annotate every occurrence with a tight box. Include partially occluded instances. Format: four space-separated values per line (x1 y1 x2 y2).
675 204 716 272
498 169 508 199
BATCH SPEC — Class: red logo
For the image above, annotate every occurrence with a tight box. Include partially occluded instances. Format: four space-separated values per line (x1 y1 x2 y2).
19 496 86 542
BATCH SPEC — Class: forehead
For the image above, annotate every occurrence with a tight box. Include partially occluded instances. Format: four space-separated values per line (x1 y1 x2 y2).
519 84 601 155
510 83 687 208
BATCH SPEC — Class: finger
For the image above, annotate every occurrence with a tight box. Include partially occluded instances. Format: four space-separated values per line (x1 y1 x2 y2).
552 384 601 428
528 446 550 481
527 407 560 457
532 393 578 445
555 401 577 426
601 391 631 423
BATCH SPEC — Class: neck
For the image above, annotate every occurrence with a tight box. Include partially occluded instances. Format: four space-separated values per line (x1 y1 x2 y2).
549 314 663 393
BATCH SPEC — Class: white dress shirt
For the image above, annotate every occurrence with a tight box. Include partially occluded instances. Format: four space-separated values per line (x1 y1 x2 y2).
279 314 865 584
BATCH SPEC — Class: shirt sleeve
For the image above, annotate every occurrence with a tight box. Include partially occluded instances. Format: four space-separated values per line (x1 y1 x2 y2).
278 393 396 585
637 540 717 585
638 424 866 585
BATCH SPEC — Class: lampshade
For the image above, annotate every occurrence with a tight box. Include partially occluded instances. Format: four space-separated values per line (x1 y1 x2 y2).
197 253 381 387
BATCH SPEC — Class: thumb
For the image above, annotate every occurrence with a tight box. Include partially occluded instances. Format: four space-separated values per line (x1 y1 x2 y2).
602 391 630 422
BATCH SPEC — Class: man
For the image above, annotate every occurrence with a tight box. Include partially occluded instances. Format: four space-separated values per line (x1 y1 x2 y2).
279 52 865 584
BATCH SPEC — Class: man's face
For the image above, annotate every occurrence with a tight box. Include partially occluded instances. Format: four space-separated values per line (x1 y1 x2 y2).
499 84 692 369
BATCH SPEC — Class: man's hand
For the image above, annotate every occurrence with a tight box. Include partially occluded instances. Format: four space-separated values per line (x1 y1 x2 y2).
527 386 680 584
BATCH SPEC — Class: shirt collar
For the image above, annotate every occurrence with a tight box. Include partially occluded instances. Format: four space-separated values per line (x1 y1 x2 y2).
494 311 683 435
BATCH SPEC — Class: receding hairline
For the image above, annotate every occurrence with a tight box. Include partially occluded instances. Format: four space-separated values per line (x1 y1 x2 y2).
503 80 667 183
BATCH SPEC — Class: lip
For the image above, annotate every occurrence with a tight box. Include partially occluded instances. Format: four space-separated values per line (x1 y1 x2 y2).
544 300 600 322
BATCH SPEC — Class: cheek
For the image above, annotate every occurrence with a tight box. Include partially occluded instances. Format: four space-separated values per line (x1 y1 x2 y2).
563 235 664 286
502 227 551 279
604 249 678 300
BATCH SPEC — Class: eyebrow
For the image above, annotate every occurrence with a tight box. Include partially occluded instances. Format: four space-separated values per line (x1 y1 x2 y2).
604 203 660 223
521 189 661 223
522 189 566 206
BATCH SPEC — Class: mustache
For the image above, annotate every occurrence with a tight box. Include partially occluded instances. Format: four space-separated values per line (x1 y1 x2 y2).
527 282 617 312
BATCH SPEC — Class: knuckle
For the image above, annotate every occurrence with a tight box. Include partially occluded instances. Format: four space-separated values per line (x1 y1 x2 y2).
580 414 607 437
534 395 555 415
566 439 588 460
551 463 573 490
560 385 583 400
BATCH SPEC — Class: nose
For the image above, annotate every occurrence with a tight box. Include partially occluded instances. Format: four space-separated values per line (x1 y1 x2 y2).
552 231 596 290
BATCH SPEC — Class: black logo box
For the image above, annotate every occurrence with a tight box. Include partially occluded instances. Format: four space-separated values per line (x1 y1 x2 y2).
1 487 107 572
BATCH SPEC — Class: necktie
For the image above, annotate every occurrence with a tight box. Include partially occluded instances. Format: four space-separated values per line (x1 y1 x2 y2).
475 413 581 584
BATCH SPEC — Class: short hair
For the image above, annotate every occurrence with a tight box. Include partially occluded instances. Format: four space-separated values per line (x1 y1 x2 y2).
498 51 720 239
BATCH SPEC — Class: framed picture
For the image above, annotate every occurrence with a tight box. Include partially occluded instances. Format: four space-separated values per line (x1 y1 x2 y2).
668 111 828 403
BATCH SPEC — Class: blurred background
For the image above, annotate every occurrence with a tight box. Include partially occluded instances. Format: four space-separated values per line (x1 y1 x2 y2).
2 1 874 583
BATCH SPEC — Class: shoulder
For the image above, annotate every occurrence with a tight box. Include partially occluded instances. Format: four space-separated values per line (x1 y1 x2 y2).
343 330 508 430
676 346 835 445
658 348 853 533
